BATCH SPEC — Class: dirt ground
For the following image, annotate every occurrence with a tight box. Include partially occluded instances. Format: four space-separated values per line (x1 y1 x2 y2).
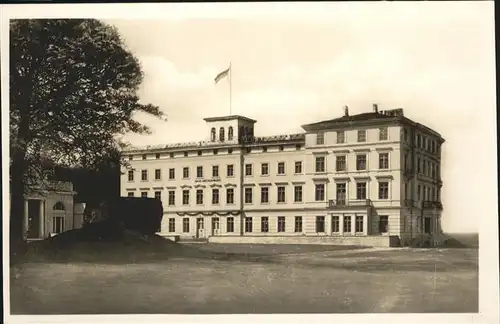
9 244 478 314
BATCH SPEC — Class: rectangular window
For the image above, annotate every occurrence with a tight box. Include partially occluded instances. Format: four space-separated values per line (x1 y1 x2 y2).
294 161 302 174
156 153 160 159
423 159 427 175
182 218 190 233
294 216 302 233
127 192 134 197
294 186 303 202
379 216 389 233
244 187 253 204
355 215 364 233
277 216 286 232
128 170 134 181
183 167 189 179
332 216 340 233
141 170 148 181
336 156 346 171
182 190 189 205
128 155 133 161
379 127 388 141
316 216 325 233
357 130 366 142
417 185 421 201
261 163 269 175
417 158 421 173
141 192 148 198
315 156 325 172
52 216 65 234
343 216 352 233
356 182 367 200
142 154 147 160
196 166 203 178
424 217 431 234
261 217 269 233
245 164 252 176
336 183 347 205
154 191 161 200
379 182 389 200
212 188 219 204
169 168 175 180
356 154 367 170
315 183 325 201
196 189 203 205
379 153 389 169
337 131 345 144
277 162 285 175
227 164 234 177
261 187 269 203
168 191 175 206
316 132 325 145
277 186 286 203
168 218 175 233
227 217 234 233
212 165 219 177
245 217 253 233
155 169 162 180
226 188 234 204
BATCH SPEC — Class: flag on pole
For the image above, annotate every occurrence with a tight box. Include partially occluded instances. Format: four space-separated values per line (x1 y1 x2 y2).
214 65 231 84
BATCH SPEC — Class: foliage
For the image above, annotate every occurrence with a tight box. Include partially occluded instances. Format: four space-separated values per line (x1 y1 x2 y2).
9 19 165 242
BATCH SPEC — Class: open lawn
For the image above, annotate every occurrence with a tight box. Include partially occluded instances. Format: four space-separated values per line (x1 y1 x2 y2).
10 242 478 314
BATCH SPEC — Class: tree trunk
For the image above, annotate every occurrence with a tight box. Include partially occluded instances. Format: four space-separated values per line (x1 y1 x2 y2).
10 113 30 252
10 150 27 249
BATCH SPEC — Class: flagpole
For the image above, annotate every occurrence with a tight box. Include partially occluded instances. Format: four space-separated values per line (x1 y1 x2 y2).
229 62 232 116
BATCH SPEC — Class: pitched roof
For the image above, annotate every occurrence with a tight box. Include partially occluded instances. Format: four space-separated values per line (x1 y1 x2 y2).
303 112 395 128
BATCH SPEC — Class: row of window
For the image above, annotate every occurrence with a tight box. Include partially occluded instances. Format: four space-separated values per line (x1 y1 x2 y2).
316 127 388 146
127 152 391 182
131 181 391 205
128 143 302 161
210 126 254 142
402 181 441 203
402 129 440 154
168 215 389 234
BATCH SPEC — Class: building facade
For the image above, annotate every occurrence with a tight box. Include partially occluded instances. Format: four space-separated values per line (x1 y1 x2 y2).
21 181 85 240
120 105 445 247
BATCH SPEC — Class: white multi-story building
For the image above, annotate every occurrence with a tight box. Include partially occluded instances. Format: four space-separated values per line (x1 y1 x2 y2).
120 105 445 247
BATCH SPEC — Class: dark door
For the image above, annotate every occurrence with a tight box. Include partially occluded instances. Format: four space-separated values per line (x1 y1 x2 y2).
27 200 41 239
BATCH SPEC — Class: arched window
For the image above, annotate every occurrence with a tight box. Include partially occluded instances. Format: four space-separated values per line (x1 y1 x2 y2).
219 127 225 142
210 127 216 142
53 202 65 211
239 126 245 141
228 126 234 140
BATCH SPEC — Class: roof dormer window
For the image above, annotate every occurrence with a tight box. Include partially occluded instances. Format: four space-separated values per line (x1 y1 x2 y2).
210 127 216 142
219 127 225 142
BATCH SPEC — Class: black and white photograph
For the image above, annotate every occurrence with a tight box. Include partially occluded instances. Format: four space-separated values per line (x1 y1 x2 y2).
2 2 498 324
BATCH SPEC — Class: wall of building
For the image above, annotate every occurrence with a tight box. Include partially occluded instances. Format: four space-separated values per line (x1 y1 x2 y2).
122 113 444 246
207 234 399 247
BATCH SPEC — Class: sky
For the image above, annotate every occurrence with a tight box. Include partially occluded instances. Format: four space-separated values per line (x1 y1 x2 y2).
102 2 496 234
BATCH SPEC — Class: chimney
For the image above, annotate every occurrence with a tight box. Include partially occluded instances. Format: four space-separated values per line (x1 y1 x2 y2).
343 105 349 117
373 103 378 113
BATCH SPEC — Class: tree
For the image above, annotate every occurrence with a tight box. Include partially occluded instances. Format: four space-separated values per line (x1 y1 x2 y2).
52 147 122 206
10 19 165 245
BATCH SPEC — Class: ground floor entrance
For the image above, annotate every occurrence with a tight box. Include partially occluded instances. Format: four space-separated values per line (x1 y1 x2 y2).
196 218 205 239
26 199 43 239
